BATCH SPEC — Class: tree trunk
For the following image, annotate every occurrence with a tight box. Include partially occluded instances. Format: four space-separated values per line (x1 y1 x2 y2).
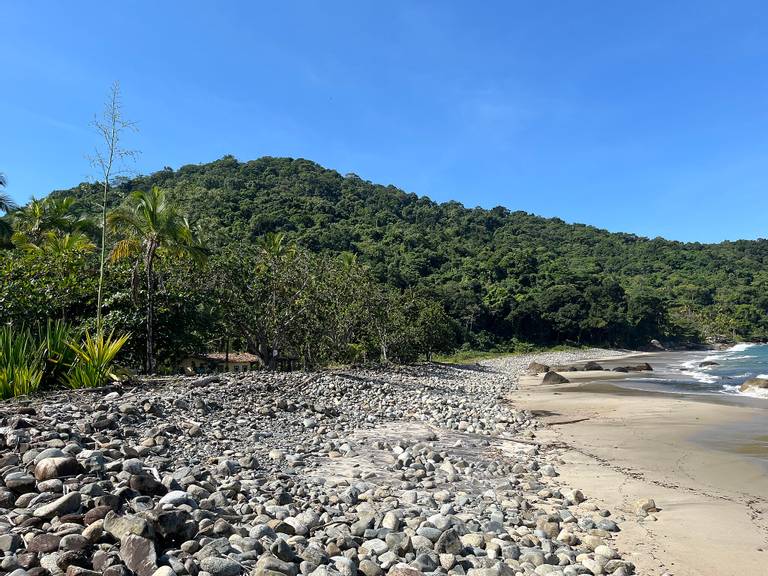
379 327 388 363
267 346 277 371
96 180 109 331
145 243 157 374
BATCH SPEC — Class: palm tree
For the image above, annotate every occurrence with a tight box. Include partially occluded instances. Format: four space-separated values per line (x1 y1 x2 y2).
10 197 46 244
11 196 91 246
0 174 16 241
108 186 206 373
19 231 96 255
257 231 295 259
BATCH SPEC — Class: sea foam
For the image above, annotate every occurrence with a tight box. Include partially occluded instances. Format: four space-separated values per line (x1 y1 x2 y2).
681 370 719 384
727 342 757 353
723 383 768 399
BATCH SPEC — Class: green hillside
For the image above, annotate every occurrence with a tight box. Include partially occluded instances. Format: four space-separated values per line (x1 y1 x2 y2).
48 155 768 348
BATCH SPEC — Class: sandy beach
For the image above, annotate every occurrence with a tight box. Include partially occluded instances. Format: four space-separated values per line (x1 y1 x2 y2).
512 364 768 576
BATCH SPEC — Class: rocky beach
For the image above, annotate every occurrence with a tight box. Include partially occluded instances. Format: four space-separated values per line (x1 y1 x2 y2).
0 349 653 576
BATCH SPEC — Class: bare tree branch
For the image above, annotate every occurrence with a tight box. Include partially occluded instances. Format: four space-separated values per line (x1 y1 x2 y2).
90 81 139 330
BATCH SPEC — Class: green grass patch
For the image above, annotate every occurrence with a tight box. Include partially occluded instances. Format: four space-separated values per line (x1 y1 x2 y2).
433 350 516 364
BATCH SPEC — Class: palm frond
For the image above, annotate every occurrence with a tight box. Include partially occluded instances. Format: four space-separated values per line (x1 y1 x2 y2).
0 192 16 214
107 205 143 232
109 238 141 261
41 231 96 255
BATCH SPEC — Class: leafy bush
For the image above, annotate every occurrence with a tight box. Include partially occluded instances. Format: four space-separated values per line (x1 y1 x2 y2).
65 330 130 389
39 320 78 386
0 326 45 399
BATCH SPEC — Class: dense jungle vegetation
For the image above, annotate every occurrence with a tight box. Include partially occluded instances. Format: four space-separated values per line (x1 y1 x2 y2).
3 155 768 377
50 156 768 344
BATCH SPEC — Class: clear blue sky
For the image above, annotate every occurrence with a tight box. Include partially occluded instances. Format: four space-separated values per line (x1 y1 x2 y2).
3 1 768 242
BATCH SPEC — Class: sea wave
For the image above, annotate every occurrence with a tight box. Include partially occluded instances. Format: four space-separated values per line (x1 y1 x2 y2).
680 356 721 377
698 354 722 366
681 370 719 384
727 342 757 353
722 384 768 399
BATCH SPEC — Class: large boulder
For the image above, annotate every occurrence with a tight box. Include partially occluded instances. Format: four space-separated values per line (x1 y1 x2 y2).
626 363 653 372
740 377 768 392
551 364 580 372
526 362 550 375
542 371 569 385
634 498 659 515
582 361 603 371
613 363 653 372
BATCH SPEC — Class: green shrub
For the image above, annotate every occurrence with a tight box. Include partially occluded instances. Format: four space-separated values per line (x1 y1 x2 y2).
65 330 130 389
39 320 78 386
0 326 45 399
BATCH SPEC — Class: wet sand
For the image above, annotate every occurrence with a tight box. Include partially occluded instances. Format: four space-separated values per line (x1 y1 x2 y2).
512 369 768 576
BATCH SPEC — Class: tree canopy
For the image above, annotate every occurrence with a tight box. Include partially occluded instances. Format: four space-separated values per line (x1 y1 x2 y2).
45 155 768 349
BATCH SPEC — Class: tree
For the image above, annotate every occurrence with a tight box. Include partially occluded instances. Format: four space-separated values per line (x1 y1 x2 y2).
0 247 96 326
90 81 137 331
413 299 457 360
26 231 96 256
108 187 206 373
248 234 314 369
0 173 16 241
312 252 377 364
204 245 427 369
11 197 92 246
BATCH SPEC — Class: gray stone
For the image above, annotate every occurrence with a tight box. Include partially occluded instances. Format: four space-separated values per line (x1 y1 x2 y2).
104 511 154 540
119 534 157 576
200 556 242 576
0 533 22 553
33 491 81 518
435 528 462 554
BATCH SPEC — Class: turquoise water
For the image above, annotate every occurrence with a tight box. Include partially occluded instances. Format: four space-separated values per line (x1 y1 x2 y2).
614 344 768 399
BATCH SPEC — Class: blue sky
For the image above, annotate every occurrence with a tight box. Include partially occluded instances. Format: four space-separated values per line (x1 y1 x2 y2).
2 1 768 242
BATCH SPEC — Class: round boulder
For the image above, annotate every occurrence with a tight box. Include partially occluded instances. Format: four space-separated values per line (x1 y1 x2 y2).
740 377 768 392
526 362 550 375
542 371 569 385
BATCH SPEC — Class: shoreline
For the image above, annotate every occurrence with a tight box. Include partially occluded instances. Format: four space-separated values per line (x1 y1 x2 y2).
510 361 768 575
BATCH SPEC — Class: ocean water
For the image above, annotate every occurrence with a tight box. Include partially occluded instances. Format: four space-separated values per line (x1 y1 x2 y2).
610 343 768 400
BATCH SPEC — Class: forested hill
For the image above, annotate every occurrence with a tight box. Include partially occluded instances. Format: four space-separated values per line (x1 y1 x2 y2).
53 155 768 347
